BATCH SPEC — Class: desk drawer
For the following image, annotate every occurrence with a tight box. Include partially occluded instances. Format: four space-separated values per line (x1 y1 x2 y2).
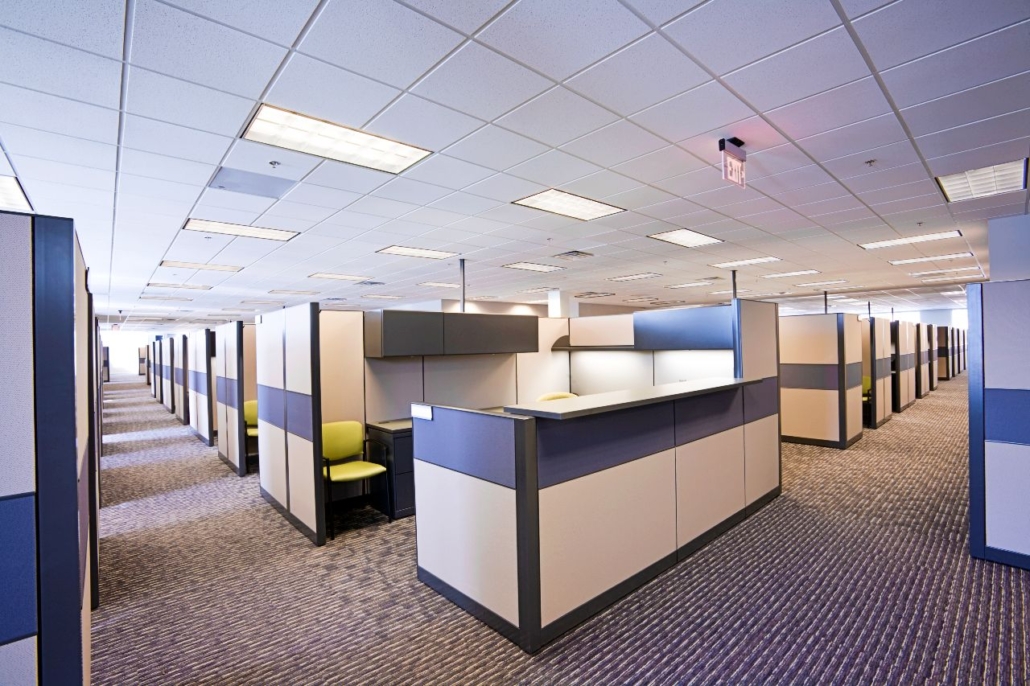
393 434 413 474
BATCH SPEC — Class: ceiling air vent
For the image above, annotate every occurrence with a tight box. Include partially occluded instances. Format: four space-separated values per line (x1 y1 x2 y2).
554 250 594 260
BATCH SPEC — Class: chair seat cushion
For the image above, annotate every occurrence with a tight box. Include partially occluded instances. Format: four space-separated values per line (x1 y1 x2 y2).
246 427 258 437
324 460 386 482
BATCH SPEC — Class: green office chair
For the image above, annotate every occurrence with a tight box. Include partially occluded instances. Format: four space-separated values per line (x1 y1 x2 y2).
537 391 578 402
243 400 258 438
322 421 388 540
862 376 872 402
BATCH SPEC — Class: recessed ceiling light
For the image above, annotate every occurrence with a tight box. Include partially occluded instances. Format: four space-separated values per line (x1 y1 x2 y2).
526 299 550 304
624 296 659 303
378 245 457 260
223 308 258 312
364 294 402 299
575 292 614 299
648 228 723 248
471 296 498 300
419 282 461 288
908 266 982 277
608 272 661 282
140 295 192 302
888 252 973 266
553 250 595 260
859 230 962 250
826 284 865 291
241 300 285 305
0 176 32 212
796 279 847 287
243 104 431 174
936 159 1027 202
520 286 556 293
941 290 966 296
922 275 984 283
709 289 752 295
310 272 372 281
649 300 685 307
183 218 297 242
147 282 213 290
269 289 319 295
503 262 565 273
513 189 623 221
712 256 781 268
160 260 242 272
761 270 819 279
667 281 713 289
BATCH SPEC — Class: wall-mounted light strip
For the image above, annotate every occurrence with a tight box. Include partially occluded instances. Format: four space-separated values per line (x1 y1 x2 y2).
888 252 972 266
761 269 819 279
243 104 431 174
624 296 659 303
378 245 457 260
310 272 371 281
147 282 213 290
859 230 962 250
0 176 32 212
183 218 297 242
711 256 781 268
503 262 565 273
241 299 285 305
161 260 242 272
513 189 624 220
648 228 722 248
607 272 661 282
936 159 1027 202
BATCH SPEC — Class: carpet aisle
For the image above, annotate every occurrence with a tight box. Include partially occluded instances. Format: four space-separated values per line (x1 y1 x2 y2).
92 373 1028 685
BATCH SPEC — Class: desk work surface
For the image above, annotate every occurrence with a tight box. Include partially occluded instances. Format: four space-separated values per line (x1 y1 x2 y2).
504 377 760 420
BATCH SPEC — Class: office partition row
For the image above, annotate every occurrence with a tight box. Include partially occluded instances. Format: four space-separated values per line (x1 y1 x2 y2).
160 336 174 414
413 299 781 653
0 210 96 683
138 345 148 377
915 323 935 399
214 321 257 477
151 339 161 401
173 334 189 425
938 327 955 381
968 280 1030 572
101 346 110 382
186 329 216 446
779 313 863 449
861 317 893 429
892 321 917 413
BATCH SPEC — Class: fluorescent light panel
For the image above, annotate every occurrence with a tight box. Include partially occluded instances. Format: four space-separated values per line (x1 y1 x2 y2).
269 289 318 295
243 104 431 174
648 228 722 248
242 300 284 305
922 275 984 283
710 289 752 295
140 295 192 301
419 282 461 288
711 256 781 268
608 272 661 282
888 252 973 266
936 159 1027 202
378 245 456 260
364 294 402 299
161 260 241 272
667 281 712 289
575 292 614 299
762 270 819 279
514 189 623 221
310 272 371 281
859 230 962 250
184 218 297 242
148 282 212 290
908 266 982 277
624 296 658 303
0 176 32 212
503 262 565 273
796 279 846 287
520 286 556 294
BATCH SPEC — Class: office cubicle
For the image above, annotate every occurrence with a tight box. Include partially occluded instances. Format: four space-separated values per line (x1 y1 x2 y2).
161 336 175 413
928 324 939 391
937 327 954 381
861 317 893 429
185 329 215 446
213 322 257 476
779 313 863 449
915 324 933 399
172 334 189 425
101 346 110 382
138 346 148 377
968 280 1030 572
151 339 160 399
413 299 781 653
892 321 916 412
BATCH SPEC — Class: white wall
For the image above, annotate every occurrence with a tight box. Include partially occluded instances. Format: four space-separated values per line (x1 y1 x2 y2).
988 214 1030 282
896 309 968 328
101 330 161 374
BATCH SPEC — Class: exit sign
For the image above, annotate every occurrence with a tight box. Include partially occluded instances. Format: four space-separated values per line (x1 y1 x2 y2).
719 138 746 189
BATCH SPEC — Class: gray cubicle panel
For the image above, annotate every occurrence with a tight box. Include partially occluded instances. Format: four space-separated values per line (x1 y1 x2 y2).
915 324 932 399
138 345 147 376
186 329 215 446
214 322 254 476
968 280 1030 572
892 321 917 412
861 317 893 429
161 336 174 413
779 313 863 449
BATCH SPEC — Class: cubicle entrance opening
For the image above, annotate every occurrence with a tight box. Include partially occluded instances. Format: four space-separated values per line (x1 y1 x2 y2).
862 317 892 429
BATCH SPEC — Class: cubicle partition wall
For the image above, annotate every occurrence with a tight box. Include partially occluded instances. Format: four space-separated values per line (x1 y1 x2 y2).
214 322 256 476
892 321 917 412
413 299 780 653
151 340 160 398
256 305 326 545
915 324 933 399
861 317 893 429
186 329 215 446
101 346 110 382
960 329 967 373
161 337 174 413
968 280 1030 572
138 346 148 376
0 210 94 683
937 327 954 381
779 313 863 449
172 334 189 425
928 324 939 391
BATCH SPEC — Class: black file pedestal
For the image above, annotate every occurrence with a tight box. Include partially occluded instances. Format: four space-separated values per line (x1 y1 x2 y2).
367 420 415 519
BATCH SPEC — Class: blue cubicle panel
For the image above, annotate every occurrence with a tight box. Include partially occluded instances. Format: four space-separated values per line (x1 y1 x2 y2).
968 281 1030 572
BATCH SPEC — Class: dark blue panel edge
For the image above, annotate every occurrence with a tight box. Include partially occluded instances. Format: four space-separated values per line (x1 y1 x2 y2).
968 284 985 559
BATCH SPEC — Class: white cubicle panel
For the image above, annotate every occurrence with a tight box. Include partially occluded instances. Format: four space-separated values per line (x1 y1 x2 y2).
894 321 916 412
654 350 734 385
844 315 863 443
365 357 424 424
257 310 288 510
173 334 188 424
571 350 653 395
515 317 570 403
319 311 366 427
138 346 148 376
569 314 633 347
186 329 213 446
425 354 517 409
161 337 174 414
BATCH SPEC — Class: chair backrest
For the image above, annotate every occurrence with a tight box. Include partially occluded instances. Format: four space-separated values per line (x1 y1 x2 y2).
243 400 258 427
537 391 578 402
323 421 364 461
862 376 872 395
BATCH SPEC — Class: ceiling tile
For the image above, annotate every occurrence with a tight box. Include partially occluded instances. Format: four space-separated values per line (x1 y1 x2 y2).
772 181 851 206
678 117 788 165
0 83 119 143
0 26 121 108
603 186 677 210
281 183 361 209
496 87 619 146
749 164 834 195
445 125 549 170
560 120 666 167
821 140 922 179
321 209 389 229
199 187 275 213
428 192 501 216
265 199 336 222
126 67 256 137
266 53 400 129
478 0 649 80
566 34 709 116
924 137 1030 176
853 0 1030 70
366 94 483 151
665 0 840 75
856 178 941 205
880 22 1030 108
914 108 1030 159
299 0 462 89
412 42 550 121
12 155 115 191
765 77 893 140
0 0 125 58
402 0 509 33
612 145 708 183
131 0 287 98
464 173 546 202
724 27 870 111
0 123 117 170
119 174 204 202
508 150 603 186
652 166 727 196
901 72 1030 137
402 154 495 190
304 161 393 194
560 170 641 198
842 162 930 193
346 195 421 219
159 0 319 45
373 177 454 204
795 113 907 161
746 144 813 179
222 139 319 181
631 81 753 142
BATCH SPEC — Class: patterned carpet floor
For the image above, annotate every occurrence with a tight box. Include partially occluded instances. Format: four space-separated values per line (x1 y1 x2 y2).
92 374 1029 685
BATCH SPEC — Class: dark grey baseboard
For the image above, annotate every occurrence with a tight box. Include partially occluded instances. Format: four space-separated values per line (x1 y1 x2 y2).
783 435 857 450
417 566 521 647
678 508 747 561
746 485 781 517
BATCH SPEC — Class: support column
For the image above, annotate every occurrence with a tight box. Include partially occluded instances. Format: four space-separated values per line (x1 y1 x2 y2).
547 291 578 318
